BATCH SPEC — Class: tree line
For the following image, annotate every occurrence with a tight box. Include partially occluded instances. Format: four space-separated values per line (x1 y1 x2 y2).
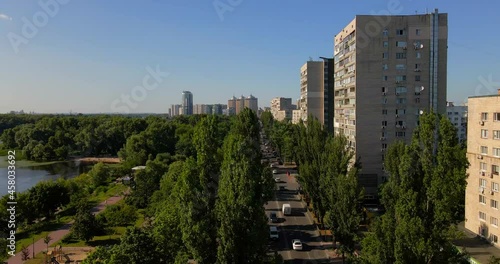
83 109 277 263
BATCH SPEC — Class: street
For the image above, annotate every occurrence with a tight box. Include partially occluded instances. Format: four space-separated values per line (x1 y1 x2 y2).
265 168 336 264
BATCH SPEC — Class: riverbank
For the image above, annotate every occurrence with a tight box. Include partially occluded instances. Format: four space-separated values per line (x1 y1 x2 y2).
73 157 121 163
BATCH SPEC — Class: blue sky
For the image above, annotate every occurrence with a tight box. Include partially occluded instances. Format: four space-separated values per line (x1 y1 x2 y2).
1 0 500 113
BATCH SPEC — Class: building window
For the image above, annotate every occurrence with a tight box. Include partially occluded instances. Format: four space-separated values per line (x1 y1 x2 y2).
482 129 489 138
416 52 421 59
492 165 499 175
494 148 500 157
382 143 387 149
494 130 500 140
416 29 421 35
396 75 407 82
382 98 388 104
481 146 489 155
397 98 407 104
396 52 407 59
383 29 388 36
415 63 421 70
480 162 487 171
482 112 489 121
415 75 421 81
383 64 388 70
492 234 499 243
415 98 420 103
396 41 407 47
396 131 406 137
492 217 499 227
383 76 388 81
495 113 500 121
395 64 406 70
383 41 388 47
382 87 387 93
492 199 499 209
382 121 388 126
480 195 487 204
382 109 388 115
383 52 388 59
480 179 488 188
395 87 407 93
396 109 406 115
493 182 499 192
480 211 487 221
396 29 406 36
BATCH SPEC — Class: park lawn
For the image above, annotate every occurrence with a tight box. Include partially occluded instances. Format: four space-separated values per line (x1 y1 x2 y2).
60 226 127 247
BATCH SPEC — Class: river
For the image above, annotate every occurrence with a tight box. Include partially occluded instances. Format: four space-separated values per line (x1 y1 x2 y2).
0 157 95 196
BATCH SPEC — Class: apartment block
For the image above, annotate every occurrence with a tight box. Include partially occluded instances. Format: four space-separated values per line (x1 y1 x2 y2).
465 90 500 247
270 97 293 121
170 104 182 117
334 10 448 198
227 95 259 115
447 102 468 143
299 58 335 132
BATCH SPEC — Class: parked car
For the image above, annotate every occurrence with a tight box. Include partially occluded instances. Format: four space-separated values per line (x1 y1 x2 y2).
269 212 278 223
292 239 303 250
274 177 280 183
269 226 279 240
272 169 279 174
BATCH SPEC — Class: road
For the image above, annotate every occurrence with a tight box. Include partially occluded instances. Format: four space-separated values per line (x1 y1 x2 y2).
265 168 337 264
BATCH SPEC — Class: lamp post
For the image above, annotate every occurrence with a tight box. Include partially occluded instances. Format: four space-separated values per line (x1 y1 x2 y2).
32 237 34 259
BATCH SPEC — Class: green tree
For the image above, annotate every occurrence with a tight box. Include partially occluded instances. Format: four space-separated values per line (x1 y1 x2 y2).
360 112 469 263
101 203 138 226
322 135 363 263
71 203 100 242
88 162 110 187
108 227 162 264
215 133 268 263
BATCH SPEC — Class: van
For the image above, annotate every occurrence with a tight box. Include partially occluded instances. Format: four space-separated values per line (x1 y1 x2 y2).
282 204 291 216
269 226 279 240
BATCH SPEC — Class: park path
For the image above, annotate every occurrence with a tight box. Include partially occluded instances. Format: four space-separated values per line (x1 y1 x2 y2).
7 194 124 264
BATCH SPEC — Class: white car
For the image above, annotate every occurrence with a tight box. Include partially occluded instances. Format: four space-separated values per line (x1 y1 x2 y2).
272 169 278 174
274 177 280 183
292 239 303 250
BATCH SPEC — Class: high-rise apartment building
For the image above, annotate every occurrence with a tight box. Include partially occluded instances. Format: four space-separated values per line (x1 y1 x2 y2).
270 97 293 121
447 102 468 143
299 58 335 132
334 10 448 198
465 90 500 247
227 95 258 115
244 95 259 114
170 104 182 117
182 91 193 115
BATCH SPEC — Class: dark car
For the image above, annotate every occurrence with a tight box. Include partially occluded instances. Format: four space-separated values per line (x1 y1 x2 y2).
269 212 278 223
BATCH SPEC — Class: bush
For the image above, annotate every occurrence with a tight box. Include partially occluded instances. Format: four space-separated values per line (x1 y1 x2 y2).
100 203 138 227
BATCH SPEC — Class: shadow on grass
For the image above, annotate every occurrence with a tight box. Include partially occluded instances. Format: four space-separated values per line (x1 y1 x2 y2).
87 238 121 247
17 221 64 240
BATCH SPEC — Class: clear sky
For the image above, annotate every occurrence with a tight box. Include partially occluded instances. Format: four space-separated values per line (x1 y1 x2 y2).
1 0 499 113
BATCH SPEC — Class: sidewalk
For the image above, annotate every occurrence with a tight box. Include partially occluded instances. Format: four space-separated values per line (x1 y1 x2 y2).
7 195 123 264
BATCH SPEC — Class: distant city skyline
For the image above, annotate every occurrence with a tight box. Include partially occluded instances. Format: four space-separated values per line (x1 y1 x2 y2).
1 1 499 113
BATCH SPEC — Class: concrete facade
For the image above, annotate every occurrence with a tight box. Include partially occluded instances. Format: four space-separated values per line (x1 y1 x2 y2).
334 11 448 197
447 102 468 143
465 91 500 248
271 97 293 121
227 95 259 115
170 104 182 116
299 59 334 131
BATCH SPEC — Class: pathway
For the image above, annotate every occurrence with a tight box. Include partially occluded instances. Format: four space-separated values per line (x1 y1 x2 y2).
6 194 124 264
